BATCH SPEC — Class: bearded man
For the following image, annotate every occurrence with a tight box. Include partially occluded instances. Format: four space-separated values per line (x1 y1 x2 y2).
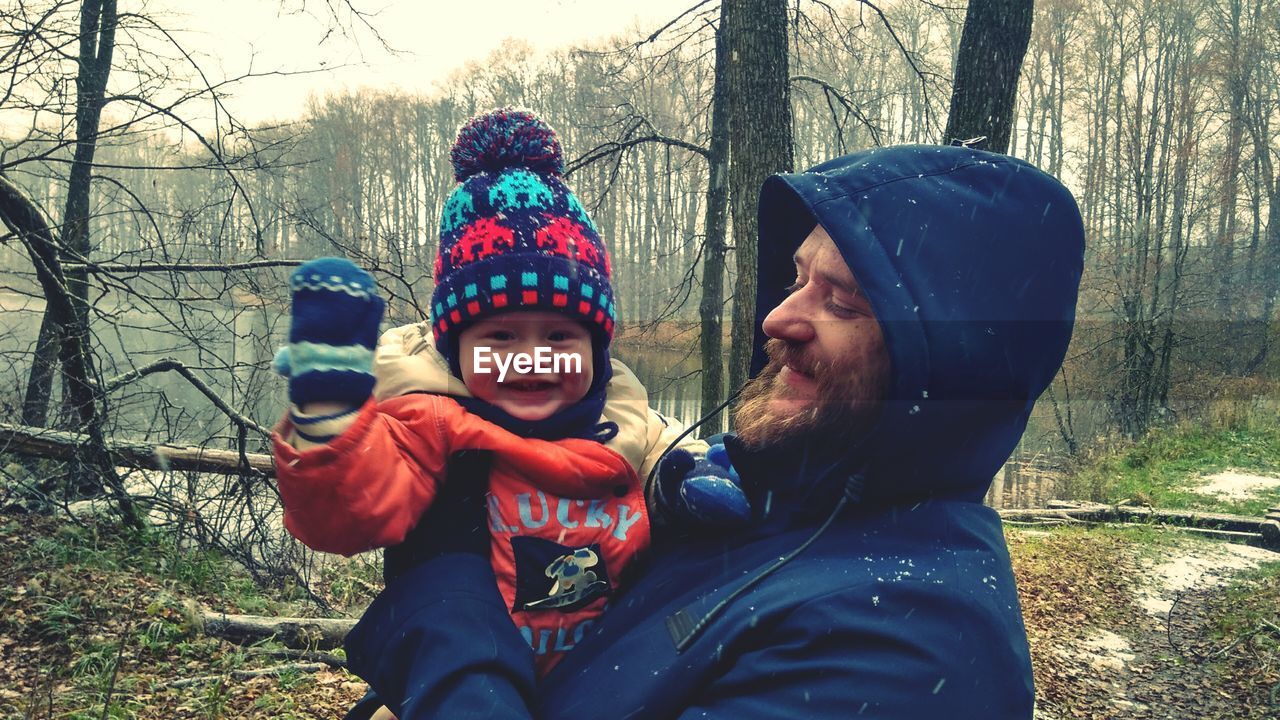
344 144 1085 719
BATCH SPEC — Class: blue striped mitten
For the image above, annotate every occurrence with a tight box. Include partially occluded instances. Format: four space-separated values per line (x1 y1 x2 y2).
274 257 385 408
655 443 750 526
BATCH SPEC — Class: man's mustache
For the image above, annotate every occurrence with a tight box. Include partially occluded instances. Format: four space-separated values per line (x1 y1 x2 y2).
764 338 823 379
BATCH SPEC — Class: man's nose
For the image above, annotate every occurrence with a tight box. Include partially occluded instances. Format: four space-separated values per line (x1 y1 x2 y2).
761 292 815 343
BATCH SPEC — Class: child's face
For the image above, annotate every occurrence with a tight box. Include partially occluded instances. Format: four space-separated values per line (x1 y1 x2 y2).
458 310 595 422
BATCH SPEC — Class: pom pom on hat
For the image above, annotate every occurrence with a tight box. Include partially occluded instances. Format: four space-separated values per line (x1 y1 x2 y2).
450 107 564 181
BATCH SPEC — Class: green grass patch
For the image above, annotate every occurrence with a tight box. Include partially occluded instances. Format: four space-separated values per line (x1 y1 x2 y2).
1 512 370 718
1062 417 1280 515
1208 561 1280 645
14 519 282 613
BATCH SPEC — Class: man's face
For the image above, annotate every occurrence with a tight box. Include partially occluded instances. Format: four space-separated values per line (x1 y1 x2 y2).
734 224 892 449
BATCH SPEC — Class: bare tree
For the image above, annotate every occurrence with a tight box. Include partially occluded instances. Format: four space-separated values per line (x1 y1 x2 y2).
699 18 731 432
723 0 794 408
944 0 1035 152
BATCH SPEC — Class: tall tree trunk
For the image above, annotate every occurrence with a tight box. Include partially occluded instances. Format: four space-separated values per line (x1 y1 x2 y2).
21 313 58 427
11 0 133 513
22 0 118 437
1213 0 1246 327
723 0 794 414
57 0 121 504
1253 181 1280 373
699 21 731 432
944 0 1035 153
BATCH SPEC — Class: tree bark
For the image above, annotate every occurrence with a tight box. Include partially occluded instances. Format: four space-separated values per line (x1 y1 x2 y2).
57 0 117 433
699 20 732 432
944 0 1035 153
723 0 794 414
1 174 62 430
21 313 58 428
1212 0 1246 325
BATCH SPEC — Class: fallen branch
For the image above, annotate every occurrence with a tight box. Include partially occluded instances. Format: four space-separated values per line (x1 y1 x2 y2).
0 422 274 477
999 501 1280 548
246 647 347 669
196 610 354 650
101 359 271 439
62 259 303 274
167 662 330 688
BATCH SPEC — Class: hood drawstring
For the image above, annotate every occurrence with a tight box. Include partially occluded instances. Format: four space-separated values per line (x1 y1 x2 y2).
645 386 745 491
667 472 865 653
587 420 620 443
653 388 869 653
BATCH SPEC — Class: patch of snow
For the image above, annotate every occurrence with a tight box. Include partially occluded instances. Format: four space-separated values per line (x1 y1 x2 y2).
1080 629 1135 671
1191 469 1280 500
1137 543 1278 616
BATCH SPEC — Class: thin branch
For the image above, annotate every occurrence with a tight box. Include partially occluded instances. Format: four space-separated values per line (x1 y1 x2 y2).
635 0 717 46
565 135 709 176
792 74 885 145
62 259 303 274
167 663 330 689
100 358 271 439
105 93 264 244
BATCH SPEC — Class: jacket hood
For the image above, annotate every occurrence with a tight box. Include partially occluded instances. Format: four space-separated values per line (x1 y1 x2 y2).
752 144 1084 505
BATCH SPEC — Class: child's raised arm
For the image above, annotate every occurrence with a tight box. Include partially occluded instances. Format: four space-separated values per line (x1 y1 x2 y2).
271 258 448 556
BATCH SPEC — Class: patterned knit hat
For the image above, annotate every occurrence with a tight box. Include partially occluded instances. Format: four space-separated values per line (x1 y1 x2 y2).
431 108 616 367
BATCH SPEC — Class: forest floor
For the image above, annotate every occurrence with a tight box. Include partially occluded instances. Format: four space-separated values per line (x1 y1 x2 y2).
1026 414 1280 719
1 513 1275 719
1017 526 1279 719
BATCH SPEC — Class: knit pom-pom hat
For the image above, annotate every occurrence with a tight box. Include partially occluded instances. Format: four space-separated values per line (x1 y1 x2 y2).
431 108 616 370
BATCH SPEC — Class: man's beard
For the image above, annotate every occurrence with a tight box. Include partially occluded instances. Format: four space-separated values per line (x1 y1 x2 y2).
732 338 886 450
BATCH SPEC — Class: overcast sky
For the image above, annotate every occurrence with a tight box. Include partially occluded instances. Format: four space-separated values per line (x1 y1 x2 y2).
156 0 698 126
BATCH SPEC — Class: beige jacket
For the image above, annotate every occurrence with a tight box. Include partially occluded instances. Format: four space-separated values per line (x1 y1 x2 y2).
369 322 706 486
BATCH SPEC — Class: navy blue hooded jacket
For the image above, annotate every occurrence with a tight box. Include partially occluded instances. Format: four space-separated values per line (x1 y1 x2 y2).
345 144 1085 719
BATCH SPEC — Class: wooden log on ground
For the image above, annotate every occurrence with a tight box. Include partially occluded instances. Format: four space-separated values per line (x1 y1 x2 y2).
168 662 331 688
195 610 355 650
0 422 274 477
999 501 1280 548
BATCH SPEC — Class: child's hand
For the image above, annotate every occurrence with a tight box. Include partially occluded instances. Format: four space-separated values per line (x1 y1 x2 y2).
275 257 385 407
655 443 750 526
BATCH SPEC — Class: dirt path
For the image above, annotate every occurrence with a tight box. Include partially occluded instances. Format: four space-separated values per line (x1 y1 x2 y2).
1037 540 1279 719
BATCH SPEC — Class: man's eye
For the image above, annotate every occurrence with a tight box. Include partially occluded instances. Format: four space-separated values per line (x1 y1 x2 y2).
784 281 803 295
825 300 860 318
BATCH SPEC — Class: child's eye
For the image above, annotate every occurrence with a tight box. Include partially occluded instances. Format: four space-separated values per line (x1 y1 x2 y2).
488 330 515 342
548 328 586 343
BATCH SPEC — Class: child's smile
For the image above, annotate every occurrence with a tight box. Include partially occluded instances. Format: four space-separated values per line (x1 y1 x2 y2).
458 311 595 421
